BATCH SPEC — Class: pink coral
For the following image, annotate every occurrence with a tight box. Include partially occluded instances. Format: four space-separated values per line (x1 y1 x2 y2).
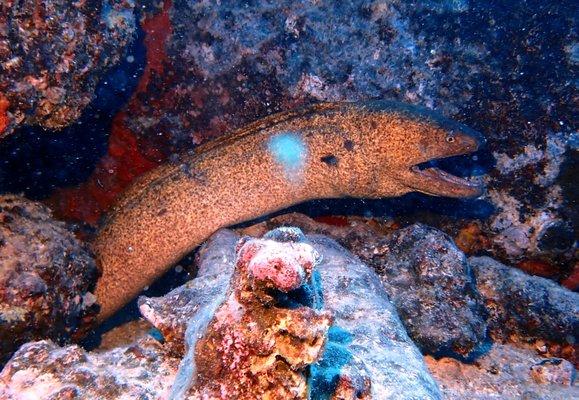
189 228 331 400
238 239 319 292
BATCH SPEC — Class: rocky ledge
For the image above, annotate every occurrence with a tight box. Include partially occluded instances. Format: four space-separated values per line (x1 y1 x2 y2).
0 213 577 399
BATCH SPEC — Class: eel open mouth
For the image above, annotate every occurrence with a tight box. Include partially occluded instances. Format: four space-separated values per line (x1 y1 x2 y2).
407 157 484 198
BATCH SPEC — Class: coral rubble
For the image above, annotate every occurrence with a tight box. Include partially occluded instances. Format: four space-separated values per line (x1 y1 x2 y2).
0 195 98 365
188 228 332 399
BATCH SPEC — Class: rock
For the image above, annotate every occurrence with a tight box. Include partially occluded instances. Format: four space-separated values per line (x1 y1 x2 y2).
184 227 332 399
245 216 489 359
469 256 579 344
529 358 576 386
97 319 152 351
356 223 488 359
0 195 98 365
138 230 239 356
330 375 372 400
244 214 579 363
426 343 578 399
142 228 442 399
307 234 442 399
3 225 575 398
0 339 179 399
0 0 136 137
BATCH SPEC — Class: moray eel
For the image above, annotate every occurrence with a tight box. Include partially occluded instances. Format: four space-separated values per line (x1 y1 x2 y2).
93 101 484 322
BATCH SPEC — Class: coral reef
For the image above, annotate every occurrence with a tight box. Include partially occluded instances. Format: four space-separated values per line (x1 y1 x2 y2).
243 215 489 358
0 195 98 365
0 1 575 398
0 0 136 137
242 213 578 365
142 229 441 398
1 225 576 398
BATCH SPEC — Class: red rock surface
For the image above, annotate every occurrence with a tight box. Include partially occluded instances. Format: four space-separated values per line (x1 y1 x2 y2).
49 2 175 224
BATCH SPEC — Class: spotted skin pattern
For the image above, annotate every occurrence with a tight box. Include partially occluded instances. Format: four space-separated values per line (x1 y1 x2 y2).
93 101 483 322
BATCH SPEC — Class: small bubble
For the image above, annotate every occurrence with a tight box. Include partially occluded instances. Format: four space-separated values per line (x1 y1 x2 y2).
128 246 134 252
126 55 135 63
175 265 184 273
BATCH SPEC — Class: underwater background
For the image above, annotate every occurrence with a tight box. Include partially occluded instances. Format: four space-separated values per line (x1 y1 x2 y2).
0 0 577 399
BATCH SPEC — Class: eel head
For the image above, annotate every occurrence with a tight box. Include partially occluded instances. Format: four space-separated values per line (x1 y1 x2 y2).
377 103 485 198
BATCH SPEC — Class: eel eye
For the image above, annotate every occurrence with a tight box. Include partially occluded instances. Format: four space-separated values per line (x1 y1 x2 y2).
446 135 455 143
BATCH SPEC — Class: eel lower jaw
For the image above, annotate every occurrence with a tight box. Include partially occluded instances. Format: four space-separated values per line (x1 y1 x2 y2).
407 165 484 198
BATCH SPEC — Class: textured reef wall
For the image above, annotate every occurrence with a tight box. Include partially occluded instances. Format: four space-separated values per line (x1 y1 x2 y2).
33 0 576 282
0 0 136 137
0 2 576 397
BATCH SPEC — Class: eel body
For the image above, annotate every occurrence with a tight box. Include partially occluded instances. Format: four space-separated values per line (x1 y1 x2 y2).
93 101 483 322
